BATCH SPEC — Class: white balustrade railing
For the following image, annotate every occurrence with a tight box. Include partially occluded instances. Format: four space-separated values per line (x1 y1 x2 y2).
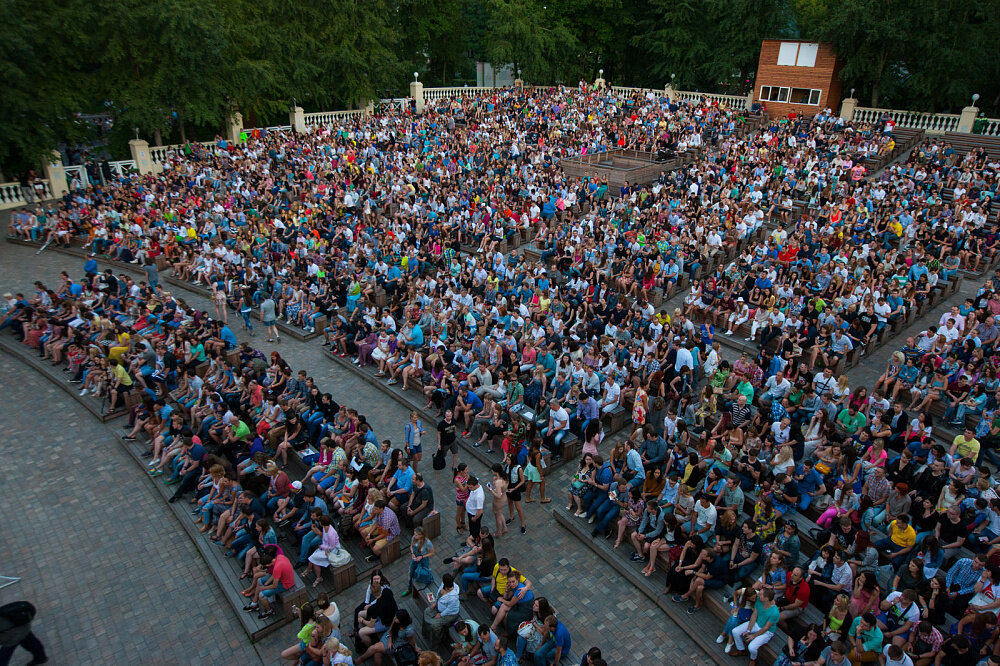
422 86 502 100
852 107 961 134
107 160 137 178
0 180 53 210
976 118 1000 137
63 165 89 190
149 142 213 164
675 90 748 111
609 86 660 95
303 110 365 127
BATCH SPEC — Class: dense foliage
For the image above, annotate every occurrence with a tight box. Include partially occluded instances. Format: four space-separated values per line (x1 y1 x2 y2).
2 0 998 174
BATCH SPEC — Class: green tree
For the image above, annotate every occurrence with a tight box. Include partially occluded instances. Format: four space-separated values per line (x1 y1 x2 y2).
0 0 89 174
93 0 232 146
635 0 788 93
397 0 469 87
482 0 578 83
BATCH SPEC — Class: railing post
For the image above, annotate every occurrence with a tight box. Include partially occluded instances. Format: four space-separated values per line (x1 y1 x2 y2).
43 151 67 199
129 139 154 175
226 112 244 143
409 75 425 114
958 104 979 133
839 97 858 121
289 106 305 133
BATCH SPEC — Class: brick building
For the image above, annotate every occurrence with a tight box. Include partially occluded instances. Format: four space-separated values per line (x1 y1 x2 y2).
753 40 844 118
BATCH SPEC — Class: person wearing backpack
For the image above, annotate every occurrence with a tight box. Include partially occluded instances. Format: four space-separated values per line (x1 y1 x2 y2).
0 600 47 665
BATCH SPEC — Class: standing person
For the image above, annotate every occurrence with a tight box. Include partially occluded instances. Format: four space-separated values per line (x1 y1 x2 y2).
403 526 435 597
235 286 254 336
465 476 485 545
0 601 47 666
437 409 458 471
404 411 425 472
454 463 471 534
261 296 279 343
489 464 510 537
524 444 550 504
506 453 527 535
211 280 228 324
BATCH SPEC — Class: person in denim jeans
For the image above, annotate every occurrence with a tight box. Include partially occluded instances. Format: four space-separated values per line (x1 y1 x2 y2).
533 615 571 666
296 507 325 568
587 479 628 537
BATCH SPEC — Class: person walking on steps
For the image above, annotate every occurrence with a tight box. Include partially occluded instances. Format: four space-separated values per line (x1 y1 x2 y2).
261 297 280 343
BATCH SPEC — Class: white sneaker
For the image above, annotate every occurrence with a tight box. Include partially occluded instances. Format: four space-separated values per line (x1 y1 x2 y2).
588 516 596 524
744 336 753 341
716 635 725 644
79 387 88 396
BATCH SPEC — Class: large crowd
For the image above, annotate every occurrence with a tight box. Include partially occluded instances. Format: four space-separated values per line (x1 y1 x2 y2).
4 80 1000 666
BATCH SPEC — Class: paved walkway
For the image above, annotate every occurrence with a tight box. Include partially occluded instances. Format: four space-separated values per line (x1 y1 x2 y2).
0 226 708 664
0 357 270 664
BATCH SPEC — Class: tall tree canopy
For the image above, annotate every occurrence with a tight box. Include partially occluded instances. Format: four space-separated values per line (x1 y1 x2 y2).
2 0 998 175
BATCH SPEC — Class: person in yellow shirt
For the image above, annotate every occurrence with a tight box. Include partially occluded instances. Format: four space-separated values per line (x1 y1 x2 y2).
476 558 529 605
876 514 916 563
951 429 980 461
107 358 134 415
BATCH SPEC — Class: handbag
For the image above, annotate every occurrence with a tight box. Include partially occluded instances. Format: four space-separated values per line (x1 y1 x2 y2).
815 462 831 475
517 620 542 652
432 447 447 471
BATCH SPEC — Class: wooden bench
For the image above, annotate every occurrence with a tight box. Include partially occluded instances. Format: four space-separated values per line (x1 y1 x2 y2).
379 536 402 565
422 510 441 540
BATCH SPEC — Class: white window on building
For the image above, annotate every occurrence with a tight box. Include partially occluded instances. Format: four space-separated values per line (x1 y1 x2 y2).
796 43 819 67
777 42 798 66
759 86 822 106
777 42 819 67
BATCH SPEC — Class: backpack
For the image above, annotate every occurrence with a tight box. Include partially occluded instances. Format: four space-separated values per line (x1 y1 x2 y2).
0 601 35 627
393 642 419 666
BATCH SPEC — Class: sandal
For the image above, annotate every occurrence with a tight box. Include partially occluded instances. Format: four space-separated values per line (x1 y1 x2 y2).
540 498 552 504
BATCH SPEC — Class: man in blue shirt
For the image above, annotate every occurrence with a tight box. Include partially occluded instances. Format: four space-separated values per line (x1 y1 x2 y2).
387 457 415 512
168 436 206 503
793 460 826 510
219 323 238 349
534 615 571 666
625 439 646 487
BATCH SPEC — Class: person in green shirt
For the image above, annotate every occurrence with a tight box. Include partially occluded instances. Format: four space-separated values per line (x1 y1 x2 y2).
836 406 867 434
735 380 755 402
726 588 778 661
846 613 883 662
